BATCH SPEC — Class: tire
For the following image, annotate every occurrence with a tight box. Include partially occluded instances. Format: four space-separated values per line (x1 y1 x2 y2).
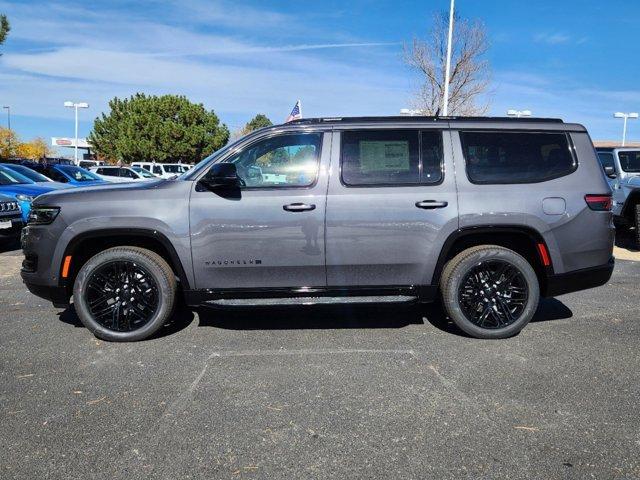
73 246 177 342
635 204 640 249
440 245 540 339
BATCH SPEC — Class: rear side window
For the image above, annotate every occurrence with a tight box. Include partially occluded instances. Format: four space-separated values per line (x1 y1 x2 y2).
460 131 576 184
597 152 615 171
341 130 443 186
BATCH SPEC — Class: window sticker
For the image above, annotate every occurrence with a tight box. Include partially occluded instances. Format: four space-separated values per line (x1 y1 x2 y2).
359 141 410 172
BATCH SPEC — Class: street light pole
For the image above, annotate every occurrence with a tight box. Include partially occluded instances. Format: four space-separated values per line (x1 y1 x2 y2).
614 112 639 147
442 0 455 116
64 101 89 165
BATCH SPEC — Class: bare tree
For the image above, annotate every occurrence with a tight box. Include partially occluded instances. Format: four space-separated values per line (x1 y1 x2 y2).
404 12 490 116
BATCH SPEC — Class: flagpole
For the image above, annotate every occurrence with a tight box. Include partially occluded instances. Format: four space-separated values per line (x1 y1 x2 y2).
298 99 302 119
442 0 455 116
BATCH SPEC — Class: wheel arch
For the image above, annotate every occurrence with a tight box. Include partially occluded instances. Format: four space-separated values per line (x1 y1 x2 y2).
621 189 640 221
432 225 552 293
60 228 190 292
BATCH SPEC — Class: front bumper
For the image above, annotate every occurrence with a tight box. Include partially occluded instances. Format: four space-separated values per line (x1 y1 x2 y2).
544 257 615 297
0 216 24 238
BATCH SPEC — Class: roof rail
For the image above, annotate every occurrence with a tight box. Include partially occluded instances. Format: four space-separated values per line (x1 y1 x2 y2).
286 116 564 125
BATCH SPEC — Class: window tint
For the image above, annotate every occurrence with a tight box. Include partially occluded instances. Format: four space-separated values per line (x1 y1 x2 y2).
46 168 68 183
618 151 640 173
223 133 321 188
597 152 615 171
460 131 576 184
153 165 162 175
341 130 442 186
120 168 137 178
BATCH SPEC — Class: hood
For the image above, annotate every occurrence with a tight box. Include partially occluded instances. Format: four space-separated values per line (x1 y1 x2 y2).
38 182 74 190
0 183 58 197
34 178 170 206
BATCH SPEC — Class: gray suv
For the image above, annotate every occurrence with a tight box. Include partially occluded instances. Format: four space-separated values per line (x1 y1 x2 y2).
596 147 640 247
21 116 615 341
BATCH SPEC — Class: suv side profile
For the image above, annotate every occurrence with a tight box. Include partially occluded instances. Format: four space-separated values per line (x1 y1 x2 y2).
21 116 614 341
596 147 640 247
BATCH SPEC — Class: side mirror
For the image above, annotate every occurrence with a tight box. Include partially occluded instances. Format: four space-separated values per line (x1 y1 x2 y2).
200 163 242 189
604 166 617 179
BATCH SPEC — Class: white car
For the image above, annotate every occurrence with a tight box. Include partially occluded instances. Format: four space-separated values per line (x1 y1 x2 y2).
131 162 190 179
88 166 158 182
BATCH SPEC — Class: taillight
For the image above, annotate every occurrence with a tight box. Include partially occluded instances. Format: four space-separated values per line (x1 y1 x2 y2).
584 194 612 211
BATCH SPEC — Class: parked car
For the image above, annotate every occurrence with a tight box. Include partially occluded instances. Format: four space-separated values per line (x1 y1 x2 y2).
0 193 23 243
130 162 187 178
1 163 71 189
79 160 106 169
0 165 66 221
35 164 107 187
22 116 614 342
88 166 158 182
596 147 640 247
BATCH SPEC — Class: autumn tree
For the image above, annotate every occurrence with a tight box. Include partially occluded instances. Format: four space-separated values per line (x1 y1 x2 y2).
0 127 18 159
89 94 230 164
404 12 490 116
16 137 53 160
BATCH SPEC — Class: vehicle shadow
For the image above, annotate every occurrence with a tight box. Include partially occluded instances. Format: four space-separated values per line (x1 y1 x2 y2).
57 302 196 340
57 296 573 339
615 227 639 252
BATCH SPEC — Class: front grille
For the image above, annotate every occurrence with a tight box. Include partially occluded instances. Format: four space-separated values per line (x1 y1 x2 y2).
0 201 20 214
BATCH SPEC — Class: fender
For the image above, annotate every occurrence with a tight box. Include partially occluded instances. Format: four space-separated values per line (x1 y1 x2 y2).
61 227 191 289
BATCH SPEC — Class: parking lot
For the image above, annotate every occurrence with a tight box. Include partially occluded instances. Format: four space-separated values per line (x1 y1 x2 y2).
1 238 639 479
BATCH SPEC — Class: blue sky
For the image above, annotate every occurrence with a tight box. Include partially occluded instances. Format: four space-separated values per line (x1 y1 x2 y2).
1 0 639 154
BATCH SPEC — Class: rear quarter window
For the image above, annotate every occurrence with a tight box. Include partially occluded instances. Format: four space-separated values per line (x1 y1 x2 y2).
460 131 577 184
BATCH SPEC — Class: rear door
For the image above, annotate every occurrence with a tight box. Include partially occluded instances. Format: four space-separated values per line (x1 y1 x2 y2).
190 130 331 290
325 127 459 287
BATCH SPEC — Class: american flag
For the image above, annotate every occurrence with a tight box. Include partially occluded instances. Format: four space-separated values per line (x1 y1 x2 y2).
285 100 302 122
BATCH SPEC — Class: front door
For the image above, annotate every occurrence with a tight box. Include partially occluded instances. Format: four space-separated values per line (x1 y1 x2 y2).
325 128 459 287
190 131 331 290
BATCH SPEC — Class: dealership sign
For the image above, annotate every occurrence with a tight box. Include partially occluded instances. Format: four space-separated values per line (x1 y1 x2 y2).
51 137 91 148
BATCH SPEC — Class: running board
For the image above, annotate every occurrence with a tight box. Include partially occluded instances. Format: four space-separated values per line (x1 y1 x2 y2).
205 295 418 307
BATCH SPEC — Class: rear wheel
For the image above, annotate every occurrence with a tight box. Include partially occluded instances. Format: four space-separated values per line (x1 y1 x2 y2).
440 245 540 339
73 247 177 341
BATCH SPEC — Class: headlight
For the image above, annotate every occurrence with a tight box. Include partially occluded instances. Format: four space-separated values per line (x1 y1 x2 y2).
16 194 35 202
27 207 60 225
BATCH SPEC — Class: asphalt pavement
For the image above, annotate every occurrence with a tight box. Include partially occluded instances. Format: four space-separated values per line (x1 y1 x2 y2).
1 241 639 479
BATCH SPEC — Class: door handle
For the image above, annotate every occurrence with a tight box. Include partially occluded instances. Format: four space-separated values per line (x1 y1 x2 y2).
415 200 448 209
283 203 316 212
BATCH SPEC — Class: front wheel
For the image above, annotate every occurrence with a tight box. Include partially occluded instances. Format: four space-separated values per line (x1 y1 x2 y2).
440 245 540 339
634 204 640 249
73 246 177 341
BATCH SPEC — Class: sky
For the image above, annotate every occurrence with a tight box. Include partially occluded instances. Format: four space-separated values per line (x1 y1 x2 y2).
1 0 639 155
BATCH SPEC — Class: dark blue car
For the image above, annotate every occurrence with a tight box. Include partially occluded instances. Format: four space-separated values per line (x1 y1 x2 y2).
0 166 67 222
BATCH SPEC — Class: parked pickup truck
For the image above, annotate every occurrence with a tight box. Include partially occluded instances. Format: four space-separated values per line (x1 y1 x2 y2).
596 147 640 247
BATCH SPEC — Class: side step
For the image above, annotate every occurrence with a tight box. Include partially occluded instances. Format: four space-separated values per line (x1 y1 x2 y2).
205 295 418 307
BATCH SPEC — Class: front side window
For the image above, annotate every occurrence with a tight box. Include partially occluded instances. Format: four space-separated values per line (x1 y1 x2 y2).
223 133 321 188
341 130 442 186
153 165 163 175
59 166 102 182
460 131 576 184
618 151 640 173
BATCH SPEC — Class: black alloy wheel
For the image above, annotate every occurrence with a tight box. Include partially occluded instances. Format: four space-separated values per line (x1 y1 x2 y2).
457 260 528 329
86 260 159 332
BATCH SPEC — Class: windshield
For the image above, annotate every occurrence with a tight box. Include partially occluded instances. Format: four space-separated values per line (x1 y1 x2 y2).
131 166 156 178
0 166 34 185
619 151 640 173
58 165 103 182
5 165 52 182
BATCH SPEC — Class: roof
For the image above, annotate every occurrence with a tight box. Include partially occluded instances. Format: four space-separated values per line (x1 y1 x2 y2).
287 115 564 125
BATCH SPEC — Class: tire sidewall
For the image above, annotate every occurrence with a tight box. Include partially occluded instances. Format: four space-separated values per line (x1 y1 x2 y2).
443 248 540 339
73 248 175 342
